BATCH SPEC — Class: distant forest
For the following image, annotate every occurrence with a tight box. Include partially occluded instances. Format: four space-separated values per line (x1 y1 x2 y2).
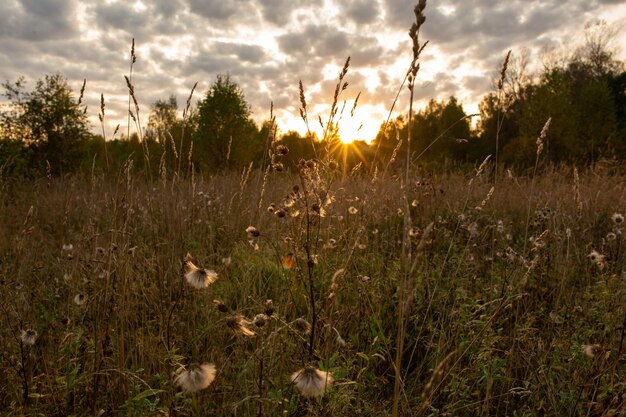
1 24 625 178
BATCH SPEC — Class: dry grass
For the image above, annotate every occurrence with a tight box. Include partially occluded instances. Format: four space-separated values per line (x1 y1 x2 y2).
0 163 625 416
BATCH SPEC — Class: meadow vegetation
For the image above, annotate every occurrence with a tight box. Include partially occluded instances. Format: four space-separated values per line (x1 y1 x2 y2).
1 2 626 416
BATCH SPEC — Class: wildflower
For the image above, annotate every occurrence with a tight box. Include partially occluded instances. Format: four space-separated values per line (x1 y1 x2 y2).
293 318 311 334
62 243 74 251
291 367 333 398
184 255 218 289
246 226 260 238
225 315 256 337
611 213 624 225
20 329 38 346
74 293 87 305
348 206 358 215
174 363 216 393
282 254 295 269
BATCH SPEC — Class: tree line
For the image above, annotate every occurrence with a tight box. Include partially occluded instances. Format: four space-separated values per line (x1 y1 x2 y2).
1 23 625 178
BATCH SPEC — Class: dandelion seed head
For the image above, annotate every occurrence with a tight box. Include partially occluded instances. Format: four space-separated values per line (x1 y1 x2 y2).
20 329 38 346
582 344 602 359
246 226 260 238
324 238 337 249
213 299 229 313
184 257 218 289
293 318 311 334
291 367 333 398
253 314 268 327
74 293 87 305
174 363 216 393
225 315 256 337
276 144 289 156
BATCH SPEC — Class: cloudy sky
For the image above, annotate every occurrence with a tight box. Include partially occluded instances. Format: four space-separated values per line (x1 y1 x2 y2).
1 0 625 143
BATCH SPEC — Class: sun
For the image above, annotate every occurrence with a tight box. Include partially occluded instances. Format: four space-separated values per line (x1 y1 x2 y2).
336 109 381 144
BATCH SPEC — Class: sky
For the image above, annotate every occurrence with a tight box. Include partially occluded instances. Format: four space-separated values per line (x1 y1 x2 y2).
0 0 625 143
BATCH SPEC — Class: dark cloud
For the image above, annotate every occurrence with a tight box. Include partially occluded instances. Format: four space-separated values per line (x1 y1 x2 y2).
278 25 350 58
0 0 77 41
93 2 146 33
256 0 306 26
214 42 267 63
340 0 381 25
188 0 238 21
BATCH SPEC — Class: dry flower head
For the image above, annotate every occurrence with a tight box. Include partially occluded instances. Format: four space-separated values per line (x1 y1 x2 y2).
291 366 333 398
174 363 216 393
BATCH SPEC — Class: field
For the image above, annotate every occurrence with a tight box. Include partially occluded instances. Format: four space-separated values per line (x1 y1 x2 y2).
1 162 625 416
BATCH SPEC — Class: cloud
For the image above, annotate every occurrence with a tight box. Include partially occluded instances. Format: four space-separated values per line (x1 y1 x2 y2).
188 0 238 21
340 0 381 25
0 0 624 141
0 0 78 41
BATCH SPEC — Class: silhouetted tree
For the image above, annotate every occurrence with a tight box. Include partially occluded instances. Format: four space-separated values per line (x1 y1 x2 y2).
193 75 260 171
1 74 90 174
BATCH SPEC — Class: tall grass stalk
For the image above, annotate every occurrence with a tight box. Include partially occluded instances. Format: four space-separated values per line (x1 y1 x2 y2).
393 2 427 416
